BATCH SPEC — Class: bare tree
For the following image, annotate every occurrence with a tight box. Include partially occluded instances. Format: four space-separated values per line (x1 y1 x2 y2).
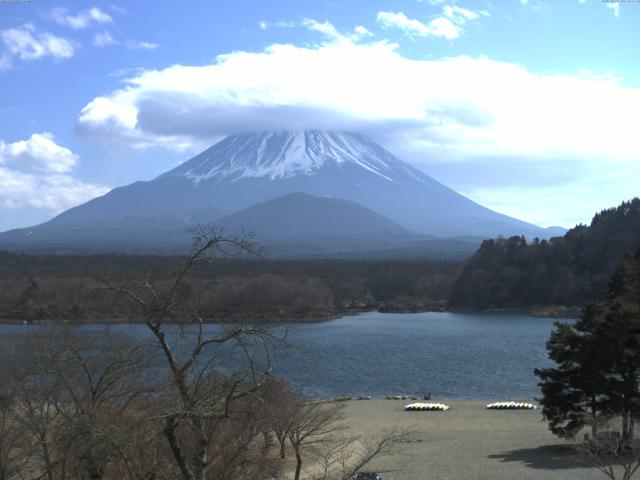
0 386 30 480
1 332 70 480
579 419 640 480
262 378 299 459
288 401 346 480
1 327 160 480
47 329 155 480
311 431 408 480
111 227 278 480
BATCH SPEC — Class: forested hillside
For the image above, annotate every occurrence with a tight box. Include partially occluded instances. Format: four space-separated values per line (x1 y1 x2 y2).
450 198 640 310
0 252 460 322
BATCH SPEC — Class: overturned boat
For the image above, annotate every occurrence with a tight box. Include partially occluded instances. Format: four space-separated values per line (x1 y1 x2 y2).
404 402 449 411
486 401 537 410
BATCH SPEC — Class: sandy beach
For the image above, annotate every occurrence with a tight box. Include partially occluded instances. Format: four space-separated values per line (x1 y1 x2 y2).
329 399 605 480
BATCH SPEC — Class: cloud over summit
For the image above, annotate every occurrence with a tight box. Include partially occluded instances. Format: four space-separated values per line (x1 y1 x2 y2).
75 25 640 168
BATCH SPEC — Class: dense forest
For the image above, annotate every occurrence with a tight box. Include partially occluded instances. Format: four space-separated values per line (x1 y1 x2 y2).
3 197 640 322
0 251 460 322
450 198 640 311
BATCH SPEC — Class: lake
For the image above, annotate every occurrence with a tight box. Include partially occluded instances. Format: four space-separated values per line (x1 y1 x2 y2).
0 311 563 400
268 311 561 399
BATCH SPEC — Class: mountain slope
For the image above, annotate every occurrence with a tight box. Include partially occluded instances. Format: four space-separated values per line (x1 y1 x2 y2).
0 131 562 255
39 131 555 238
0 192 482 258
215 192 416 240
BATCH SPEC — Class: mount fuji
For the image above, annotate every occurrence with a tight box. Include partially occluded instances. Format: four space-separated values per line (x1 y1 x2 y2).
0 131 563 256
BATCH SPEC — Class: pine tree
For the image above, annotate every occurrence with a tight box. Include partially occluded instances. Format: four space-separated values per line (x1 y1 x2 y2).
535 304 610 438
609 251 640 303
536 250 640 440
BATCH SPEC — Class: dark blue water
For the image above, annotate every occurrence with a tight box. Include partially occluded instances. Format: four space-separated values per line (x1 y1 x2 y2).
267 312 560 399
0 312 563 399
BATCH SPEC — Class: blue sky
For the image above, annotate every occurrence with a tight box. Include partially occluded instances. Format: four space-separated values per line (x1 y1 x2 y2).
1 0 639 231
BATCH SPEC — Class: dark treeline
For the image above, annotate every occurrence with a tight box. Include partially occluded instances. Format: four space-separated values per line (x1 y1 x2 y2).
450 198 640 311
4 197 640 321
0 251 461 322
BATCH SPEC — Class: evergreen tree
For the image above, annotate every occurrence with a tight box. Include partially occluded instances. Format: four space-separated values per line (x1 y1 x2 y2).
535 304 610 438
536 250 640 440
609 252 640 303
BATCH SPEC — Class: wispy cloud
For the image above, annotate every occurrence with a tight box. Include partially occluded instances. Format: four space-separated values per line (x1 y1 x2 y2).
259 20 297 30
519 0 552 15
51 6 113 30
108 5 128 16
260 18 372 42
301 19 343 40
0 54 11 71
377 11 460 39
93 30 117 47
377 5 488 40
606 3 620 16
127 40 158 50
443 5 489 23
0 24 74 68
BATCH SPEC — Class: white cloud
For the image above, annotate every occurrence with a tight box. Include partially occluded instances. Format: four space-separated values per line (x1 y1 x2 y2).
377 5 487 40
0 54 11 71
109 5 128 15
301 19 343 40
75 28 640 162
354 25 373 38
377 11 460 39
0 24 74 63
127 40 158 50
93 30 117 47
258 20 297 30
261 18 372 42
0 134 107 212
0 168 107 211
606 3 620 16
51 7 113 30
1 133 78 173
443 5 484 23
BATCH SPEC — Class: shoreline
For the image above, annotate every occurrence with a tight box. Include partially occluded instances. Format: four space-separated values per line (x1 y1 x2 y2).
0 304 580 325
322 395 540 403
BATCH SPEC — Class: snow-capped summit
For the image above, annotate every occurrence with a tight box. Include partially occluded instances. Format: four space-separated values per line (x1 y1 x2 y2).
0 130 564 254
161 131 415 183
